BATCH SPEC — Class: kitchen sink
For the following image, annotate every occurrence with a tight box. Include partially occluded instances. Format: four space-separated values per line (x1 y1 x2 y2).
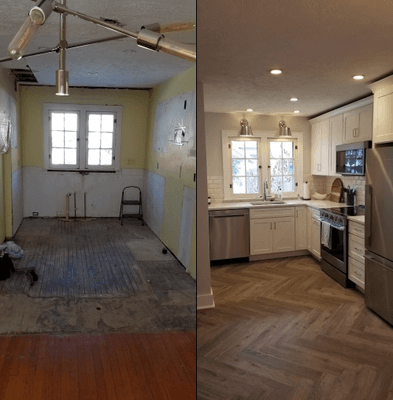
250 200 286 205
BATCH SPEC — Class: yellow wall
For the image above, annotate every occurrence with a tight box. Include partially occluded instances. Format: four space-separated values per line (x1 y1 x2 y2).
146 66 196 278
19 86 149 169
0 65 19 240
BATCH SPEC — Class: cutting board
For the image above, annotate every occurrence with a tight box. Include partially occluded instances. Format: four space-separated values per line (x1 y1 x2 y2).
330 178 343 202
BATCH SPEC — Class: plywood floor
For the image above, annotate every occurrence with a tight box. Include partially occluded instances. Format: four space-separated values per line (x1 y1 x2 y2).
197 256 393 400
0 331 196 400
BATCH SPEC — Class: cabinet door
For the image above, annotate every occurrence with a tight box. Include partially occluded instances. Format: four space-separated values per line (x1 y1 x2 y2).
311 123 322 174
250 219 273 255
295 207 307 250
307 208 312 251
320 119 330 175
328 114 343 175
311 218 321 258
273 217 295 252
374 92 393 144
343 104 372 144
357 104 372 141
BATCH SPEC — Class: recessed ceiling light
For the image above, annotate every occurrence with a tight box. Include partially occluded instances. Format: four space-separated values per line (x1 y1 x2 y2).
290 97 298 102
87 72 98 76
270 69 282 75
247 108 253 112
294 110 300 114
353 75 364 80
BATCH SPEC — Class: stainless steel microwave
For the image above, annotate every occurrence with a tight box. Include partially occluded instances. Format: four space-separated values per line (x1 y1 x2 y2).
336 141 371 176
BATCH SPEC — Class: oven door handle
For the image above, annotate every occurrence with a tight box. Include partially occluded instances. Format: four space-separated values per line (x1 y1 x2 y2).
316 218 346 231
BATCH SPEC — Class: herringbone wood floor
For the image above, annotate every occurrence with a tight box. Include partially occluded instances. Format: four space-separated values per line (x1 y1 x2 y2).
197 256 393 400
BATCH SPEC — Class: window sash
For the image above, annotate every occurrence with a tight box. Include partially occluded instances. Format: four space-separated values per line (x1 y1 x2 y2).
268 138 297 196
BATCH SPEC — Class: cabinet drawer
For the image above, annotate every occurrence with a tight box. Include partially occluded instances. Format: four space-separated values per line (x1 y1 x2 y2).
309 208 320 219
348 256 365 289
348 233 365 264
250 207 295 219
349 221 365 238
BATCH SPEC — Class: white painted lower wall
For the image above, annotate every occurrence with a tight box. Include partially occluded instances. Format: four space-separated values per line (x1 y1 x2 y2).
11 168 23 236
143 171 165 237
23 167 144 218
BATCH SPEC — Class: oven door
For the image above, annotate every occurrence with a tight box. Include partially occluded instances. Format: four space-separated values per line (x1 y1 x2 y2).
321 224 347 274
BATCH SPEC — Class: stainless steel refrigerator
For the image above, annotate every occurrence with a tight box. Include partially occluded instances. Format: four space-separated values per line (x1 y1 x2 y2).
365 147 393 325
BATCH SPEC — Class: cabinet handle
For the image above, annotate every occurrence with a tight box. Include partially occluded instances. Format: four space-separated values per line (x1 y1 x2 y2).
354 246 363 252
274 222 276 229
354 270 362 277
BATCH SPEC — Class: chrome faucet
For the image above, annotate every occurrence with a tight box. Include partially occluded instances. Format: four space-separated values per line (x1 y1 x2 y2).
263 180 268 201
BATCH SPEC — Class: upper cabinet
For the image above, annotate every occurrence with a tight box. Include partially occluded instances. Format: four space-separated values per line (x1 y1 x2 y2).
309 96 373 176
311 119 329 175
368 75 393 145
342 104 373 144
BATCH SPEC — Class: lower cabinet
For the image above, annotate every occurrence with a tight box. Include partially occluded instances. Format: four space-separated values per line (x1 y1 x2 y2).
295 206 307 250
307 208 321 259
348 221 365 289
250 216 295 255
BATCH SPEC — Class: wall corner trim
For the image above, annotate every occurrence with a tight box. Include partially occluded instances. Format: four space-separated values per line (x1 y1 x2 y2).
197 287 215 310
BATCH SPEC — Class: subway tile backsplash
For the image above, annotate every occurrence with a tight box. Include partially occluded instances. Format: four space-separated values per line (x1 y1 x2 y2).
207 174 366 206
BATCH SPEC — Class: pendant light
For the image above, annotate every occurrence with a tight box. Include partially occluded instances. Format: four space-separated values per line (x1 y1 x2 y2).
239 118 253 136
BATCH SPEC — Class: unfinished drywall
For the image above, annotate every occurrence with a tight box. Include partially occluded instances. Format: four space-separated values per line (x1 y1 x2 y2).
19 86 149 217
145 66 196 279
0 65 21 240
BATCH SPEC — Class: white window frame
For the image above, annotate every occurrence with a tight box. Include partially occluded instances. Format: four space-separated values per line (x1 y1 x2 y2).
43 103 122 171
267 138 298 198
222 130 303 200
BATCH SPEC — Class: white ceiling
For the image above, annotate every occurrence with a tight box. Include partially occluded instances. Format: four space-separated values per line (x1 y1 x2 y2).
198 0 393 118
0 0 196 89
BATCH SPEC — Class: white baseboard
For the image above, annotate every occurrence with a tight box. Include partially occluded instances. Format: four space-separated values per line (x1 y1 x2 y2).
197 287 215 310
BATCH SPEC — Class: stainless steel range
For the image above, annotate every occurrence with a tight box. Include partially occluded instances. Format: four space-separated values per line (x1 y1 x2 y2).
319 206 365 287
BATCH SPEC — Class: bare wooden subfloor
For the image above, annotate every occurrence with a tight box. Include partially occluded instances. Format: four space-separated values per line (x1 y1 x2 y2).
2 218 193 299
197 256 393 400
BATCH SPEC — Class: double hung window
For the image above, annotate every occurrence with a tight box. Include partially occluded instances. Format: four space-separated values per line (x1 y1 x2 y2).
222 130 301 200
43 104 122 171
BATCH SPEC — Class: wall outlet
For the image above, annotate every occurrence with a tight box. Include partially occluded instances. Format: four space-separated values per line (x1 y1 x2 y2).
32 212 39 216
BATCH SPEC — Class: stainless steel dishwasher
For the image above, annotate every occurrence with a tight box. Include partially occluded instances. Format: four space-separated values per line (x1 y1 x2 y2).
209 209 250 261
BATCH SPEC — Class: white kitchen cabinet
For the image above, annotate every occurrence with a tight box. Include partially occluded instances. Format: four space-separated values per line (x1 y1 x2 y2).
274 217 296 252
311 120 329 175
342 104 372 144
348 221 365 289
311 218 321 259
295 206 307 250
250 219 273 255
250 210 295 255
368 75 393 144
307 208 321 259
328 114 343 176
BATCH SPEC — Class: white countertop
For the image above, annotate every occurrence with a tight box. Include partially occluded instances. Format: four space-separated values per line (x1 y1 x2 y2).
208 199 346 211
347 215 365 224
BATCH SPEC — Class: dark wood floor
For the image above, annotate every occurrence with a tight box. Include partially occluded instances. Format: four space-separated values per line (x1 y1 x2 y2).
0 331 196 400
197 256 393 400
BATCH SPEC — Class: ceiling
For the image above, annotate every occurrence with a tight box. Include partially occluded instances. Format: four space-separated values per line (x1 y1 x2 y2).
198 0 393 118
0 0 195 89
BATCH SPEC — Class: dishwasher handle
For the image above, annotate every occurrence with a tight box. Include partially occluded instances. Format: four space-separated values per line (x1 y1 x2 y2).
213 214 246 218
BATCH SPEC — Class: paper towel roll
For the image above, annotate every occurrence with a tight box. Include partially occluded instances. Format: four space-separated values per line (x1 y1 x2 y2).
303 182 310 200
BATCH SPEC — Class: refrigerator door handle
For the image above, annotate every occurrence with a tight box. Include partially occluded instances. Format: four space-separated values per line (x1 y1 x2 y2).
366 184 372 247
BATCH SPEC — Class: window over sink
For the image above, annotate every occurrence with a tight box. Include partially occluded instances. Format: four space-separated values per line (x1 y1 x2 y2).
222 130 303 200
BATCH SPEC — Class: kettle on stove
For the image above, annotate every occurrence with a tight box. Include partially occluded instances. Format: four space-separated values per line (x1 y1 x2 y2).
344 185 356 206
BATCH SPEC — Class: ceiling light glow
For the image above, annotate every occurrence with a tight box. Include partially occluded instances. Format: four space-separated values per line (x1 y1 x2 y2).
290 97 298 101
247 108 253 112
270 69 282 75
353 75 364 80
294 110 300 114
